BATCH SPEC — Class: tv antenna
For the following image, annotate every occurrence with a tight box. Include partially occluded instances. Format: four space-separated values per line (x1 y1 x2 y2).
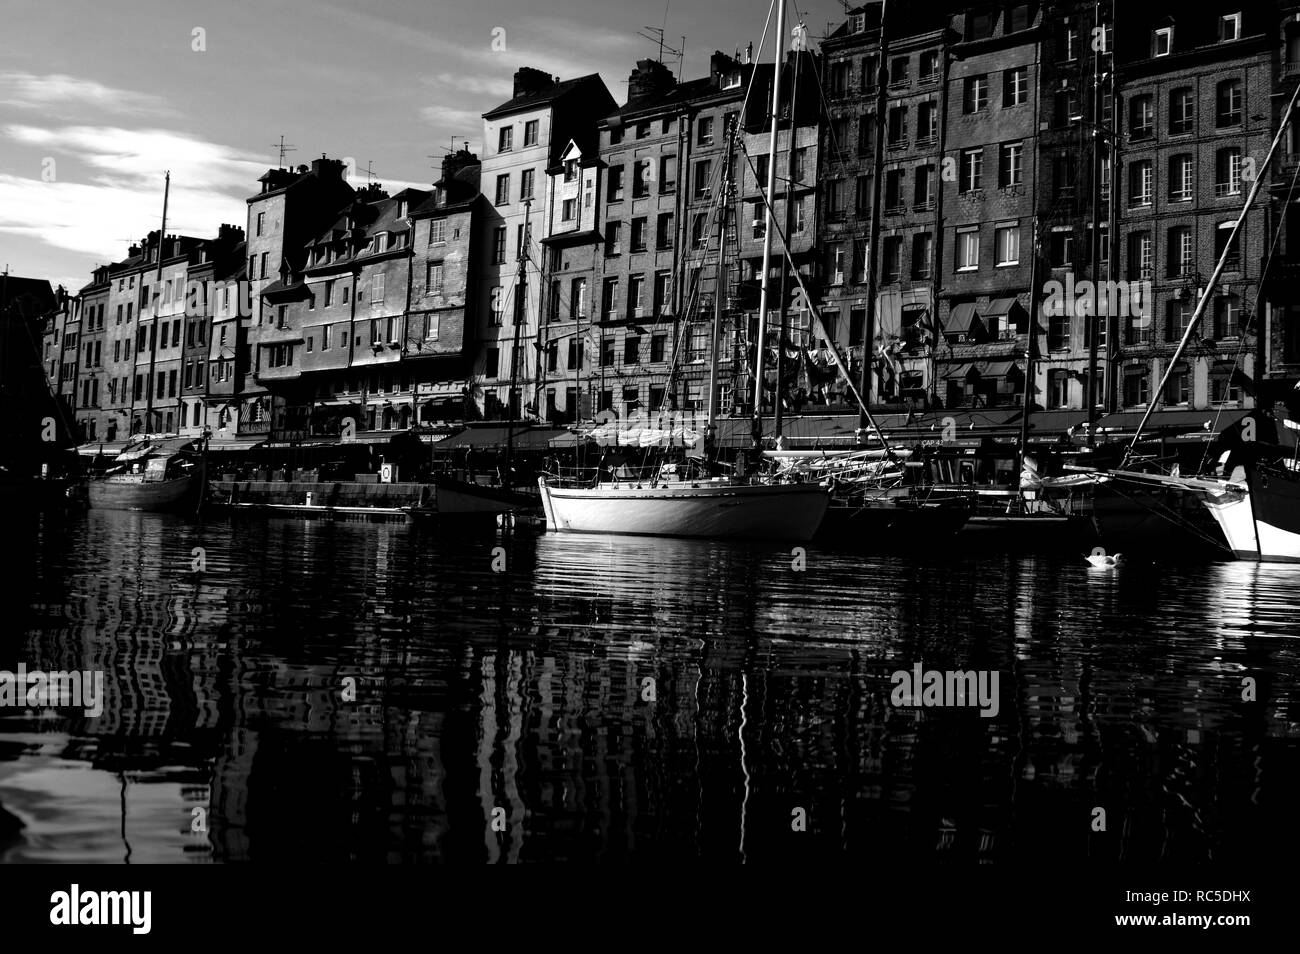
272 135 297 168
638 12 686 79
364 160 378 184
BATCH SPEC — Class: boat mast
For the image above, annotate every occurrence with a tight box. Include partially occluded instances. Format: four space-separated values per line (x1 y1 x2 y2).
706 118 738 450
1123 79 1300 463
1084 0 1104 446
145 171 169 435
504 198 531 484
774 47 801 440
1017 219 1040 475
857 0 888 440
751 0 786 452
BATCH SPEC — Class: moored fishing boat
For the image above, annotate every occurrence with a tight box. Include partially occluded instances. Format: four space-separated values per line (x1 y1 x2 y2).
85 436 205 513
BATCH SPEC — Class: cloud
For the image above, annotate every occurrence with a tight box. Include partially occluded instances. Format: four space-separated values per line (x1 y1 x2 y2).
0 71 177 119
426 72 512 98
0 124 266 262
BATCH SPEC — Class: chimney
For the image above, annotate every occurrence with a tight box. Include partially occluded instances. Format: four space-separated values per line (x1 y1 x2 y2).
512 66 553 99
710 51 739 86
440 147 479 182
310 155 346 181
218 223 245 245
627 59 676 104
356 182 389 203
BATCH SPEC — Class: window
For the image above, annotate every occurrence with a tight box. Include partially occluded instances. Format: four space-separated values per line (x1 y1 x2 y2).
960 149 983 193
1216 148 1244 196
605 222 622 256
829 178 847 217
1216 222 1241 270
908 233 932 280
885 169 905 210
1164 363 1190 405
1060 20 1080 60
491 226 507 264
484 346 500 379
650 334 667 363
653 271 671 317
1153 26 1173 57
256 211 265 236
1050 230 1074 268
828 244 846 284
599 337 615 368
890 56 909 87
1211 362 1241 404
916 101 937 144
429 219 446 245
524 119 539 147
660 155 676 192
914 165 933 208
602 278 619 318
656 213 674 249
1124 367 1150 406
520 168 535 201
624 335 640 365
1129 160 1152 207
1168 226 1194 277
1170 88 1194 134
1003 67 1028 107
998 142 1022 188
1128 231 1153 278
1214 294 1242 338
607 165 625 201
882 236 902 282
561 198 576 221
630 218 647 252
1130 95 1154 140
498 126 513 153
887 106 908 147
754 154 769 188
1217 79 1243 127
831 61 851 95
489 287 504 325
1061 88 1083 128
995 224 1019 266
697 116 714 146
957 227 979 271
426 261 444 294
1169 154 1193 201
694 159 712 198
494 174 510 206
632 159 650 198
862 55 879 91
920 51 939 81
570 277 588 317
963 75 988 113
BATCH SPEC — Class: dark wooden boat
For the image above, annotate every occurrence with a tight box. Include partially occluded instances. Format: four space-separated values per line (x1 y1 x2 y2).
85 437 205 513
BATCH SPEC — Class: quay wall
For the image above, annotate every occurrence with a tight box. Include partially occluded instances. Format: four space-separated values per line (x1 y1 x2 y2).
210 480 434 509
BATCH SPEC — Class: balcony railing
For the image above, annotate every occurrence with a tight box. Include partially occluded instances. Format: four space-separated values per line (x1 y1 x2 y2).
1214 181 1243 198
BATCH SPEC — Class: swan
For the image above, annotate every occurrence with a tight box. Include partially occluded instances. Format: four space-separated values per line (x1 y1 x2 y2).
1085 548 1123 569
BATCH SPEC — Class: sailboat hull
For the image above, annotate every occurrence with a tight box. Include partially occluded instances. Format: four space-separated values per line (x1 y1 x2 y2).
1201 466 1300 562
538 478 829 541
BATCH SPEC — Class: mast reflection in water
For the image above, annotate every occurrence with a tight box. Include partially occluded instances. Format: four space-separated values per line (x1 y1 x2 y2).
0 511 1295 863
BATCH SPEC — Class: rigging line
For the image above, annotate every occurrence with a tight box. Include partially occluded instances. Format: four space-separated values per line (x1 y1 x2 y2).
1196 153 1300 471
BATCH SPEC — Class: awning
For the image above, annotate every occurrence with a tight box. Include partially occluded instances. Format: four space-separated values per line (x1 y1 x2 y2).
207 437 266 452
433 426 516 449
945 303 980 335
984 297 1022 317
979 360 1021 378
941 362 974 380
115 436 200 461
76 441 128 457
316 398 362 408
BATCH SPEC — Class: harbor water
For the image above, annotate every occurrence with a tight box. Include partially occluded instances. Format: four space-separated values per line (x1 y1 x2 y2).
1 509 1296 863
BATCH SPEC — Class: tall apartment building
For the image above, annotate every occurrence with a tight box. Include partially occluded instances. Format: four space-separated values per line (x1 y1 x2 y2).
206 244 247 440
819 7 950 409
407 147 482 426
75 272 110 440
1107 6 1271 415
476 68 615 420
242 156 354 437
131 233 205 435
936 5 1041 410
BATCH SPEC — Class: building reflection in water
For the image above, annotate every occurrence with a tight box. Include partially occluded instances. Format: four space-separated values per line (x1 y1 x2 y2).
0 511 1294 863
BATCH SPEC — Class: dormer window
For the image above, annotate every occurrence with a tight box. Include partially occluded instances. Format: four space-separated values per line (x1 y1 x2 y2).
723 72 742 90
564 159 579 182
397 200 406 218
1153 25 1173 56
851 12 865 33
1220 13 1241 42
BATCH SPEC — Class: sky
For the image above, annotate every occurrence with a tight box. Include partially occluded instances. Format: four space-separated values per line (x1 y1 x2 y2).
0 0 844 293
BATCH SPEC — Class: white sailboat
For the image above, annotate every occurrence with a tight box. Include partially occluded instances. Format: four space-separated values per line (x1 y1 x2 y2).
538 3 830 541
